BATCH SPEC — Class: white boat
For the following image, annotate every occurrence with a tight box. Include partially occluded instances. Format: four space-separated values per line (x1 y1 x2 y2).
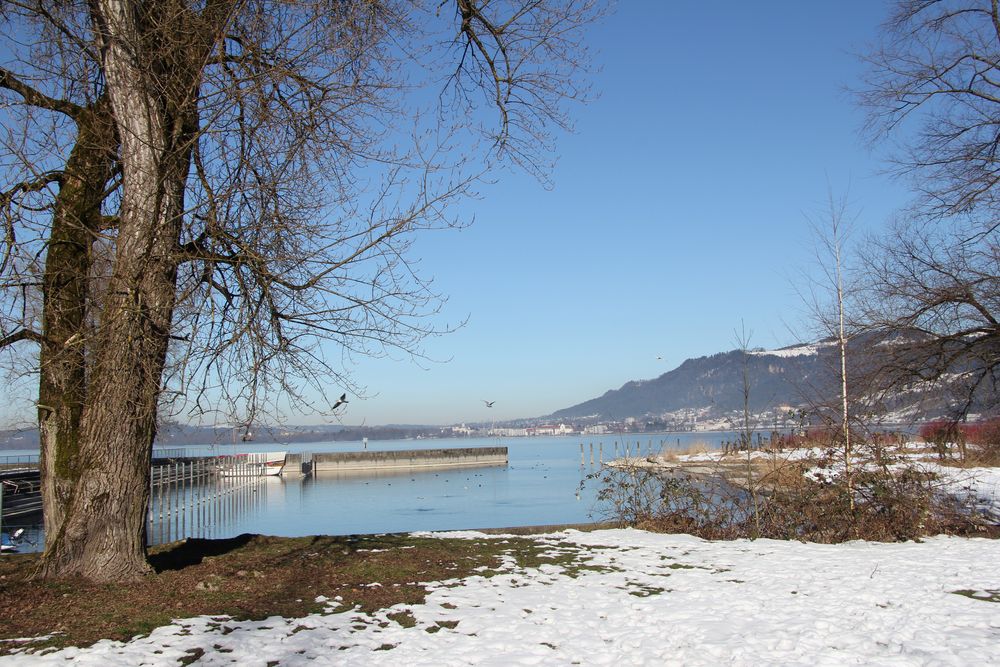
258 451 287 476
218 451 287 477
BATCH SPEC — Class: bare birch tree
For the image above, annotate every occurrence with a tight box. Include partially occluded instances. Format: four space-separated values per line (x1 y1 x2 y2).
792 188 864 519
0 0 603 581
733 322 761 537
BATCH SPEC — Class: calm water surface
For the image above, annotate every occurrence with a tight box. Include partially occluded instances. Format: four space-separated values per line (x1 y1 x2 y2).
4 432 738 550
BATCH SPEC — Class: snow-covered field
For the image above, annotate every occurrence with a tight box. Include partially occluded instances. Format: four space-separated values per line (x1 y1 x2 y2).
7 528 999 666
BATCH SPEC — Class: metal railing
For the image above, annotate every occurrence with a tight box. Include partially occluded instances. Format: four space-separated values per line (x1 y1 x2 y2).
0 454 39 469
146 458 273 545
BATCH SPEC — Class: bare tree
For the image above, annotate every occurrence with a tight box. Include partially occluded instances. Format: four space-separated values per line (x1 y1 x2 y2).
857 217 1000 418
805 192 858 511
784 184 897 527
861 0 1000 226
0 0 603 581
858 0 1000 420
732 322 761 537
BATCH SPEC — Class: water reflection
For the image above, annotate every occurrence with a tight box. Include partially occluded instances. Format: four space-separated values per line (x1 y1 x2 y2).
4 433 739 552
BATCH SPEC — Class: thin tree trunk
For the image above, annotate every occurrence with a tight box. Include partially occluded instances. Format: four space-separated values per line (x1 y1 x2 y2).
834 222 853 513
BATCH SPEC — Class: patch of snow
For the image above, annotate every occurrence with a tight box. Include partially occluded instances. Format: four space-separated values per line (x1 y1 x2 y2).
923 464 1000 523
8 528 1000 666
749 342 831 358
676 447 827 464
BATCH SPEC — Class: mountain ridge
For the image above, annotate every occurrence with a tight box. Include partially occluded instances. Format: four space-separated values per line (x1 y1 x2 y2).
546 338 981 424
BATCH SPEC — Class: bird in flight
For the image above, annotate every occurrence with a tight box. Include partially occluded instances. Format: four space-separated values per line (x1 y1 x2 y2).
483 400 495 408
333 393 348 410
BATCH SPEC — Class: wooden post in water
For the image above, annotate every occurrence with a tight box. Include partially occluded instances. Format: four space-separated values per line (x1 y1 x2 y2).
175 462 181 542
157 465 164 544
146 471 152 542
580 443 584 466
158 464 163 536
589 443 594 466
184 461 191 538
180 462 185 540
203 460 208 538
168 462 174 543
161 464 167 545
162 463 174 542
191 462 195 523
599 442 603 464
193 460 199 539
213 463 218 538
169 462 175 542
166 464 172 543
204 458 209 538
188 461 194 537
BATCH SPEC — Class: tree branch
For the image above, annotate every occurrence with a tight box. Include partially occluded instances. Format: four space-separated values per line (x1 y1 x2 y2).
0 66 84 118
0 329 46 350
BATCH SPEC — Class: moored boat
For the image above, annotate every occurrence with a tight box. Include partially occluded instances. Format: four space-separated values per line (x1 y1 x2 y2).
218 451 287 477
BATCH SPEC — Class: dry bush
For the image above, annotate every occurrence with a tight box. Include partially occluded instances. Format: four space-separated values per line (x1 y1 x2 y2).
962 419 1000 465
586 447 996 543
658 442 711 462
756 458 812 491
920 420 964 461
583 465 671 528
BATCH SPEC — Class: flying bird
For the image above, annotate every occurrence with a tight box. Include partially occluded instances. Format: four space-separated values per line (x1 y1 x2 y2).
483 400 495 408
333 393 348 410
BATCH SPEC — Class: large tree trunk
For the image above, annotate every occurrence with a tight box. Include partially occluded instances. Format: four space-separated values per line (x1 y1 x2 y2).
36 0 214 581
37 101 116 542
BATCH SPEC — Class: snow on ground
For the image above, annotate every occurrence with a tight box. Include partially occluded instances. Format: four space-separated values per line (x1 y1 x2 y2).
679 446 826 463
6 529 999 666
921 464 1000 523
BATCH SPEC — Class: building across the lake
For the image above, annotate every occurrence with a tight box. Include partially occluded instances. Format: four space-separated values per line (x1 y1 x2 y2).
526 424 575 437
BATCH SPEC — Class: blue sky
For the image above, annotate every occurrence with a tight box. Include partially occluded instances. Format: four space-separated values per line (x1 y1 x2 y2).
336 2 912 426
0 2 915 431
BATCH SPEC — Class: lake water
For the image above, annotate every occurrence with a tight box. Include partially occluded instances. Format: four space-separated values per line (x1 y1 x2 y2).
3 432 739 552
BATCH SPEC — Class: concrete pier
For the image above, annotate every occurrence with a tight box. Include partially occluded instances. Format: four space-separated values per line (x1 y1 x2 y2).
312 447 507 473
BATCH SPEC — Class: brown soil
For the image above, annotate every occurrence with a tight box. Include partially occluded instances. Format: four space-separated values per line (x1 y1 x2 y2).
0 531 581 655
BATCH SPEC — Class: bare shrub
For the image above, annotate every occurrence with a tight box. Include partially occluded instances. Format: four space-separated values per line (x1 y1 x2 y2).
587 445 995 543
584 465 669 528
659 442 710 462
919 420 964 461
960 419 1000 466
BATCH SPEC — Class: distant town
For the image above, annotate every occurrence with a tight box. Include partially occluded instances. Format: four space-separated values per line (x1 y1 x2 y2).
0 406 811 451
